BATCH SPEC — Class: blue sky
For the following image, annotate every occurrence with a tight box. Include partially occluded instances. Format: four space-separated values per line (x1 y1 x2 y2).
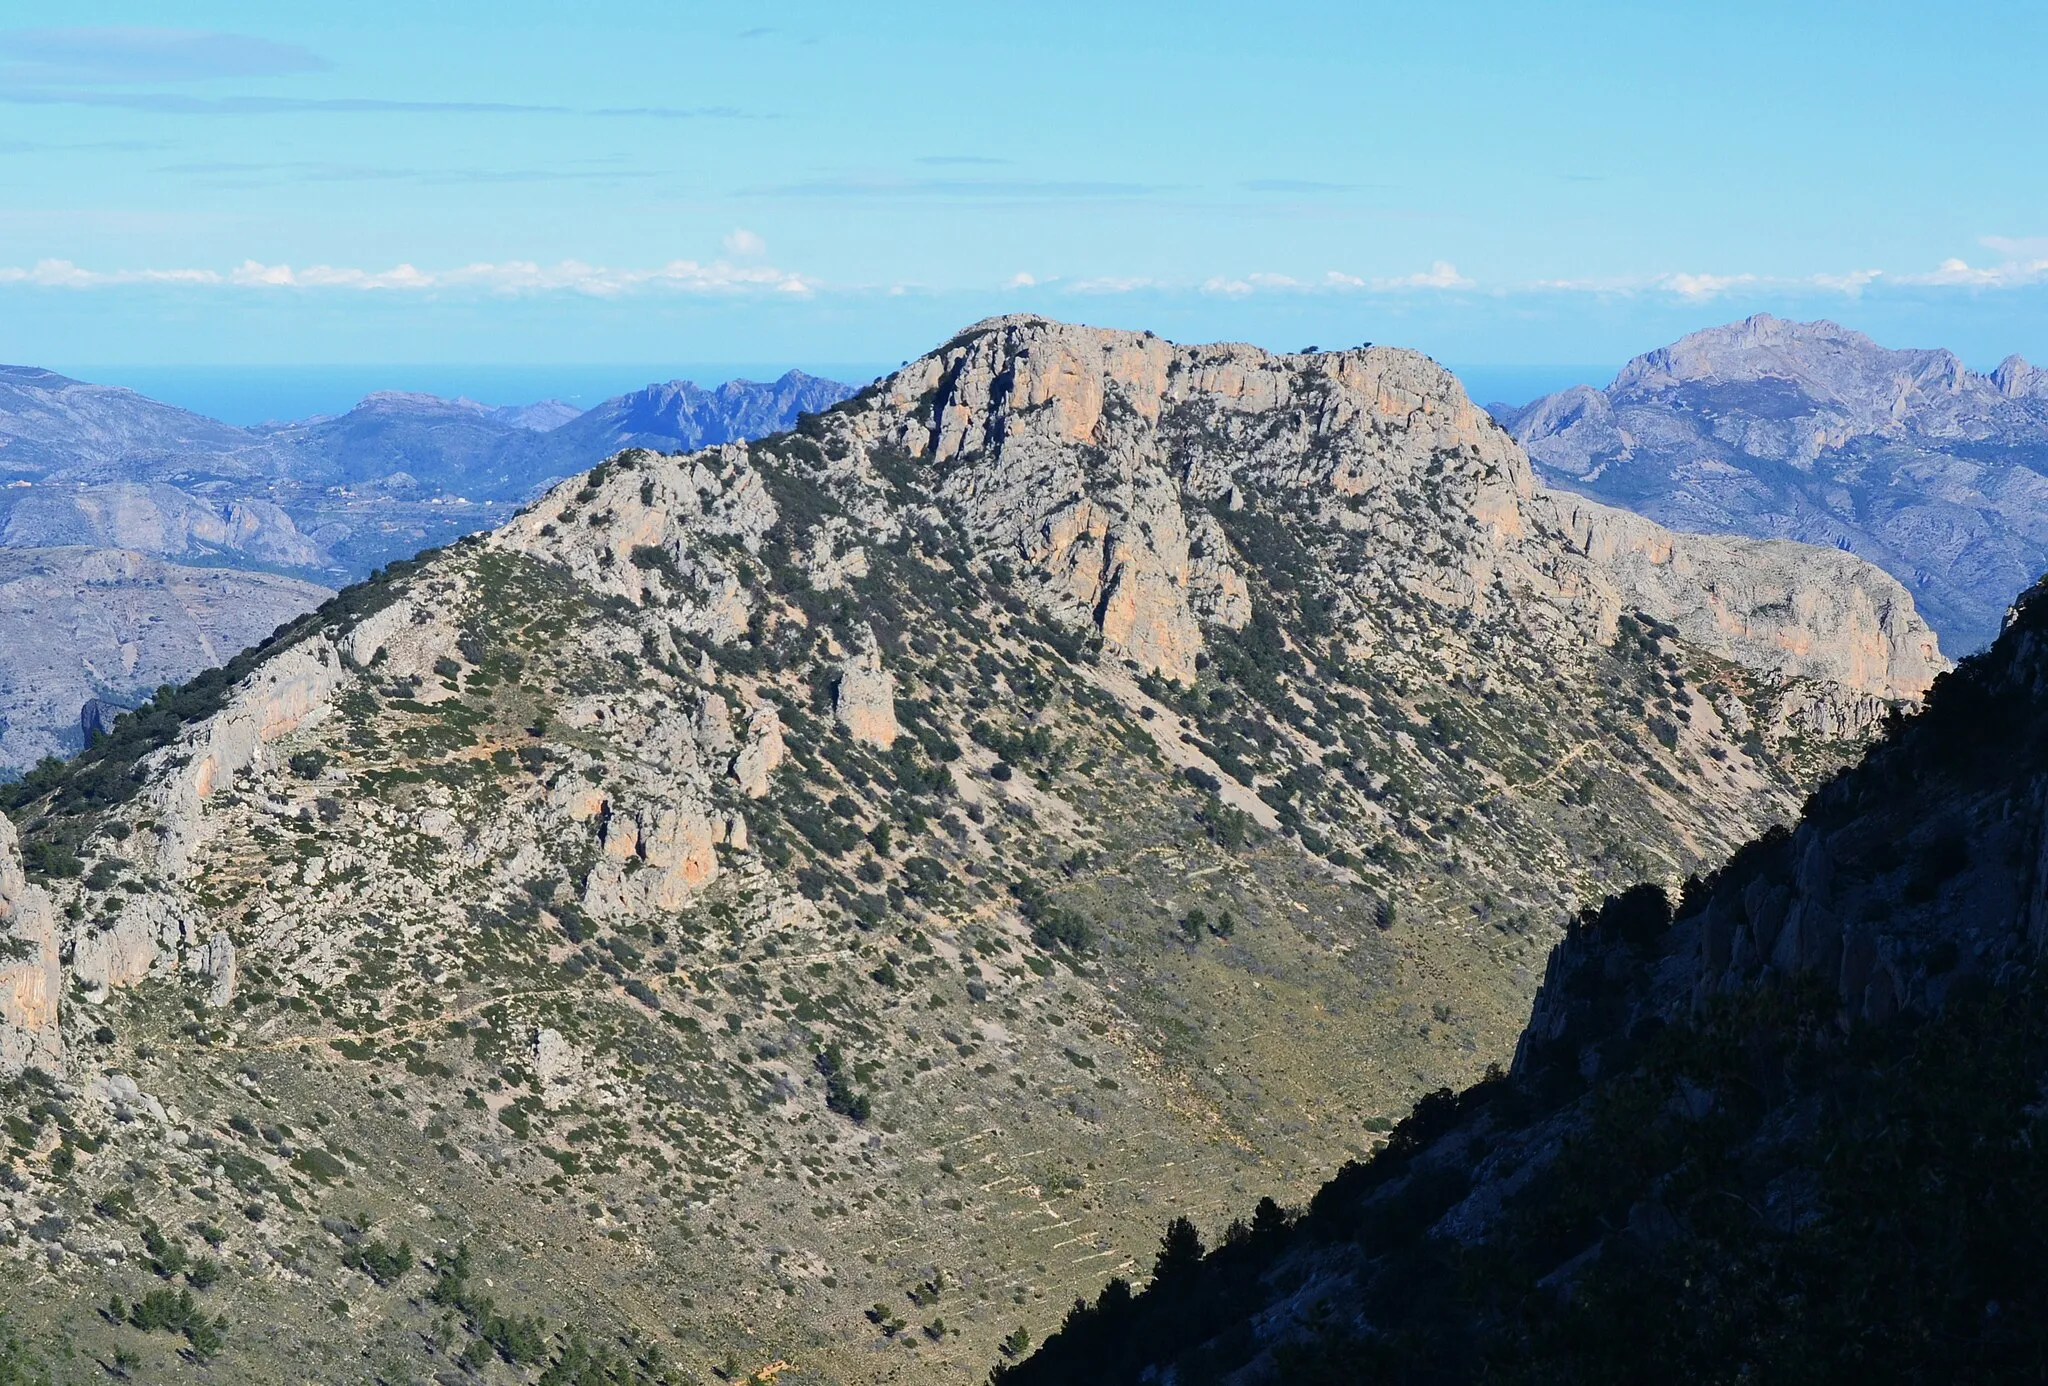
3 0 2046 377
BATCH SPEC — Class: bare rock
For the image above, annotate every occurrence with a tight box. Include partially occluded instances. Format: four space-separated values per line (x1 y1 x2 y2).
693 691 737 756
834 628 899 747
188 931 237 1008
0 814 62 1077
730 704 786 798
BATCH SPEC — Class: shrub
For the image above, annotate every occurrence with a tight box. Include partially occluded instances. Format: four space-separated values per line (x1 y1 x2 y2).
128 1288 226 1360
818 1045 872 1122
342 1238 414 1286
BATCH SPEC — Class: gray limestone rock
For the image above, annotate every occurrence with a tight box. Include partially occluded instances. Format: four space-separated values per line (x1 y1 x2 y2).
1500 314 2048 654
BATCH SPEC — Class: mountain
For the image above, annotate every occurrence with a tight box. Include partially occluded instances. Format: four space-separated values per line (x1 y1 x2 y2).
999 577 2048 1385
256 371 862 505
0 482 324 569
0 366 263 483
1497 314 2048 655
0 369 858 774
539 372 859 471
0 316 1938 1384
0 549 333 771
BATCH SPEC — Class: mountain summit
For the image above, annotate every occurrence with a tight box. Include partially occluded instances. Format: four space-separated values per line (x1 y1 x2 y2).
0 316 1938 1383
1499 314 2048 653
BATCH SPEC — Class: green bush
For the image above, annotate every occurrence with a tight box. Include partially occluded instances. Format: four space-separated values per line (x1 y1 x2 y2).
818 1045 872 1122
342 1237 414 1286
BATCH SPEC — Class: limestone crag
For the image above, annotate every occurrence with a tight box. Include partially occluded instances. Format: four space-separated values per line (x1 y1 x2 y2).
0 547 334 774
832 317 1941 711
0 814 61 1076
833 627 900 747
1549 495 1944 710
730 702 785 796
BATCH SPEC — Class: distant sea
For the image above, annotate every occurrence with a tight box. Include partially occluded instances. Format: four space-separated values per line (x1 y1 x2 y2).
1445 364 1616 413
47 363 896 427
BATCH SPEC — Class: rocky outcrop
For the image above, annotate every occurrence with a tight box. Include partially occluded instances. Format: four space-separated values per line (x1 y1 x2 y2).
1500 314 2048 654
588 799 723 914
833 629 900 747
1547 494 1945 705
816 316 1941 708
0 815 62 1077
730 703 786 797
143 639 351 876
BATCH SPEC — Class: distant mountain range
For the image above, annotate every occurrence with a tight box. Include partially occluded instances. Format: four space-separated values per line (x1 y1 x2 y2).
1496 314 2048 654
0 365 857 769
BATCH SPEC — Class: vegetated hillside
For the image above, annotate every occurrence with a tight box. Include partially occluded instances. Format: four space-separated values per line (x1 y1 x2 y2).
0 317 1938 1385
1003 574 2048 1386
1498 313 2048 655
0 369 855 774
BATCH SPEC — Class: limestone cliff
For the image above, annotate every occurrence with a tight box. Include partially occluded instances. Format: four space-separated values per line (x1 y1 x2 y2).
0 814 61 1076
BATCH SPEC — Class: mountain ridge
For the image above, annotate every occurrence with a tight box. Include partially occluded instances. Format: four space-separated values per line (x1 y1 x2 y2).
0 367 859 772
1498 313 2048 654
0 314 1941 1385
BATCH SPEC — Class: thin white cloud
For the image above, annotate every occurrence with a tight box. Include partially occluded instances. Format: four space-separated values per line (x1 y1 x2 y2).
1006 272 1037 288
1657 271 1761 301
1808 268 1884 294
1197 263 1471 296
0 256 815 296
1379 260 1473 290
1533 268 1883 299
0 259 218 286
1065 275 1159 294
1899 254 2048 289
1202 272 1303 297
0 26 325 84
721 227 766 257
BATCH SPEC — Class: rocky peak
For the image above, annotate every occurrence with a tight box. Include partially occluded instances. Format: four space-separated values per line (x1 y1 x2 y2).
1610 313 1973 412
1502 317 2048 655
1992 352 2048 399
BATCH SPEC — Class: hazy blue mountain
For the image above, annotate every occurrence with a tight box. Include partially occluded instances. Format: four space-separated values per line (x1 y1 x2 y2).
0 364 264 482
1496 314 2048 654
538 370 855 465
0 365 857 771
252 369 859 504
0 367 862 567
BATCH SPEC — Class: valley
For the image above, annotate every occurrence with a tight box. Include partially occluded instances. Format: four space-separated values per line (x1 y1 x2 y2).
0 316 1940 1384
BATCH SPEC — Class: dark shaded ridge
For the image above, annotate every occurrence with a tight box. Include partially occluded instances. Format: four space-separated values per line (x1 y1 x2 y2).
998 577 2048 1385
